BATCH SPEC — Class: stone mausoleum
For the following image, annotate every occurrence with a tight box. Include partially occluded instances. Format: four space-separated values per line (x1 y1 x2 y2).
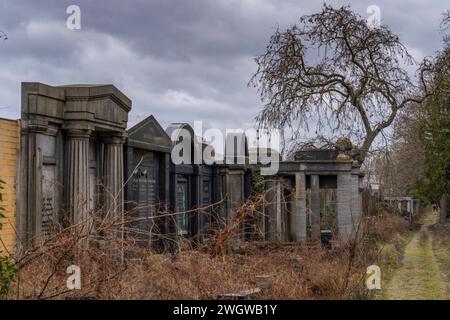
17 83 131 244
0 82 363 253
263 147 363 242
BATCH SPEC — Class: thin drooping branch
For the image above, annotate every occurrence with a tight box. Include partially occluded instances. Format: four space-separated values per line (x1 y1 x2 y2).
0 30 7 41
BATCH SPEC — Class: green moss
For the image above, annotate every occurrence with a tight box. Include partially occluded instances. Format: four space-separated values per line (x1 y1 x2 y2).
431 226 450 298
383 212 448 299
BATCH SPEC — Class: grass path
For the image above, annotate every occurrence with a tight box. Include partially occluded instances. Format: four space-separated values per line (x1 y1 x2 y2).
385 211 449 300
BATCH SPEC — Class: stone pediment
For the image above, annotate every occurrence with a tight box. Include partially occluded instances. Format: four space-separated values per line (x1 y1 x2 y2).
127 115 171 153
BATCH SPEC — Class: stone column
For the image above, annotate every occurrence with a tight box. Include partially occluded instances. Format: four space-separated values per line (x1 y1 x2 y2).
265 179 276 241
163 153 171 206
337 173 352 238
65 129 91 225
291 172 306 242
23 124 43 241
351 173 361 236
103 134 125 218
229 169 245 241
311 175 320 239
275 179 282 241
195 166 203 241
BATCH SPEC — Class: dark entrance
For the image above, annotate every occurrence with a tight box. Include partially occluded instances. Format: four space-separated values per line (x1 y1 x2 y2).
124 115 171 248
130 150 159 245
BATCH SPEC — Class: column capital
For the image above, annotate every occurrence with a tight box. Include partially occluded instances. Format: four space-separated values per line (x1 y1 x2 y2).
102 132 126 145
65 129 92 140
26 119 49 134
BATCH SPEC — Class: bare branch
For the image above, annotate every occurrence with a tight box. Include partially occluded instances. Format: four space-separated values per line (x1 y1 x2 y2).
250 5 429 163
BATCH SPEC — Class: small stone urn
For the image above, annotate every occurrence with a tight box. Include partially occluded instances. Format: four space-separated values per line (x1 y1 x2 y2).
335 137 352 160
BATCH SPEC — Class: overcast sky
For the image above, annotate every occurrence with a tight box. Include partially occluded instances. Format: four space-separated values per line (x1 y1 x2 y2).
0 0 447 135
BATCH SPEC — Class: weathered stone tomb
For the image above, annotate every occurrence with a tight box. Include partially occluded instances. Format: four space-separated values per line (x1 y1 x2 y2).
263 147 363 241
17 82 131 244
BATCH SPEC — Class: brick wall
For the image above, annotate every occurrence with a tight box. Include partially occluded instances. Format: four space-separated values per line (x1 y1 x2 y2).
0 118 20 254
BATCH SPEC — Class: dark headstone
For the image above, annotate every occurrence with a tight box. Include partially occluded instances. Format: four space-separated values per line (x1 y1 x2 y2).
320 230 333 249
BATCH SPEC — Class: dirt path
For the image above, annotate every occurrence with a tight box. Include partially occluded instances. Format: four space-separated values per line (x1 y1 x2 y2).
385 211 448 299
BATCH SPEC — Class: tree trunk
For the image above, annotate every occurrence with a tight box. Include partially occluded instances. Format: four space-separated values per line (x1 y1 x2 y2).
439 192 448 224
357 132 376 164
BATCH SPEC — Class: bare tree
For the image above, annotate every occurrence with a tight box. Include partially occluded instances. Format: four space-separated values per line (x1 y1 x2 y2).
250 5 432 163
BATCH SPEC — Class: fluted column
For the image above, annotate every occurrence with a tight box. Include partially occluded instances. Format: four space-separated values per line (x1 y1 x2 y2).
65 129 91 225
103 134 125 217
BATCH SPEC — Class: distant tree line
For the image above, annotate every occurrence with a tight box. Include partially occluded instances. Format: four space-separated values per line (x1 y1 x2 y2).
372 11 449 223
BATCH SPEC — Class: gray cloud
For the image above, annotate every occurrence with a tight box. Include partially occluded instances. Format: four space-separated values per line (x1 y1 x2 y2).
0 0 448 133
